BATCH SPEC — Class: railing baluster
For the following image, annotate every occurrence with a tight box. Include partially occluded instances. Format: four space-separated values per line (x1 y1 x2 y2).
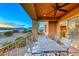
21 40 23 56
5 47 7 56
7 46 9 56
11 44 13 56
12 43 16 56
17 42 20 56
21 41 22 56
24 39 26 55
0 49 1 56
13 42 16 56
11 43 14 56
16 42 18 56
19 41 21 56
2 48 4 56
23 40 25 56
0 49 2 56
18 41 20 56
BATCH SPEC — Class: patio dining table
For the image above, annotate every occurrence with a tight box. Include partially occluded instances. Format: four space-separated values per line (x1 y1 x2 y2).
31 34 70 56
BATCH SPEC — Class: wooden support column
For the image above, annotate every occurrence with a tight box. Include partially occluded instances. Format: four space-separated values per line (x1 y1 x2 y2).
32 20 38 38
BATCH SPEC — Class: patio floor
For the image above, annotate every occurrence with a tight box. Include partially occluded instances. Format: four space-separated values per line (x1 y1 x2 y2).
66 47 79 56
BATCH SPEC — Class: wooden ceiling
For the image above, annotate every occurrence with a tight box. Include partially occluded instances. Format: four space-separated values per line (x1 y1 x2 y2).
34 3 79 19
21 3 79 21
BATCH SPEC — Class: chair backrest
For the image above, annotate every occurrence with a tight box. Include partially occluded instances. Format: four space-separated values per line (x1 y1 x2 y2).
38 34 48 43
54 35 61 44
63 38 72 48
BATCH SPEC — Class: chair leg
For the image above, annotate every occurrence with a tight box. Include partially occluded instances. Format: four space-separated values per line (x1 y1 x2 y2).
45 53 47 56
41 52 44 56
59 52 61 56
67 51 69 56
67 48 69 56
55 52 57 56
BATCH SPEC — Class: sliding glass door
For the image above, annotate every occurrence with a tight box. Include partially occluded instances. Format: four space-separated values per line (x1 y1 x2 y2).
67 16 79 48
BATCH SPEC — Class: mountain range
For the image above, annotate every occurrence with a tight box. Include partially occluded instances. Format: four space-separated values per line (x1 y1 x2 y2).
0 22 17 28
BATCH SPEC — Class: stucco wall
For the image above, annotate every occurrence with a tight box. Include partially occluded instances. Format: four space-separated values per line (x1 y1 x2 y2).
44 21 49 36
44 21 57 39
48 21 57 39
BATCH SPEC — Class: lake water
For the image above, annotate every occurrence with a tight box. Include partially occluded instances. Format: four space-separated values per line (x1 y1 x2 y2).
0 27 25 30
0 27 25 32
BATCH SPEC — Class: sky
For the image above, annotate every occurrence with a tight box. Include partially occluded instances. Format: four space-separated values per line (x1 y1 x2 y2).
0 3 44 28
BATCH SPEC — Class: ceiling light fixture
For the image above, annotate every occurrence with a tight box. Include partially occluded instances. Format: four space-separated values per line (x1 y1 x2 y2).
43 14 46 16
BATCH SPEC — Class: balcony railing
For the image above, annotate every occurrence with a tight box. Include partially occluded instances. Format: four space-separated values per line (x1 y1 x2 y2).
0 35 28 56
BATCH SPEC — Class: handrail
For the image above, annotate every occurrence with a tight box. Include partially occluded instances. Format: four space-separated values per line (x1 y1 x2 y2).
0 36 27 56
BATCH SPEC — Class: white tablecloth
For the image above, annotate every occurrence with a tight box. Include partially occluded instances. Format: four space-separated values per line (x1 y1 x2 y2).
32 35 69 53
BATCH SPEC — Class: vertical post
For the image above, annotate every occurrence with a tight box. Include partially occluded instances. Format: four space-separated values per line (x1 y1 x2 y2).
32 20 38 39
48 21 57 39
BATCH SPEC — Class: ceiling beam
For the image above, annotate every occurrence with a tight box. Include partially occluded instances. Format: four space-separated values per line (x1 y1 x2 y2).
20 3 37 20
